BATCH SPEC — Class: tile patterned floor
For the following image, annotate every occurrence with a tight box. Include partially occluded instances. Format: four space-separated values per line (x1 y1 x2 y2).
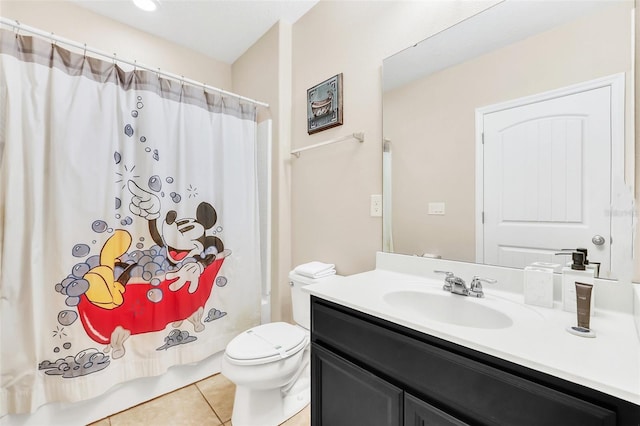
88 373 310 426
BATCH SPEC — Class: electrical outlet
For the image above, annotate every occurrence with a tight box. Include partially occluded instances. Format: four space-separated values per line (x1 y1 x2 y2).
370 194 382 217
428 202 445 215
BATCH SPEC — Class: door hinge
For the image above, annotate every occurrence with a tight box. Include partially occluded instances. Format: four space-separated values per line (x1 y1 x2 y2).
482 133 485 144
482 211 485 224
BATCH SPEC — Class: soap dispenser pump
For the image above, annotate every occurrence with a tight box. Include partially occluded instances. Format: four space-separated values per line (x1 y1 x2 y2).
577 248 600 278
556 251 595 313
561 247 600 278
569 251 586 270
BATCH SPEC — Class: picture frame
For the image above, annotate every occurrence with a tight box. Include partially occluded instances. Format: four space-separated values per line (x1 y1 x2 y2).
307 73 343 134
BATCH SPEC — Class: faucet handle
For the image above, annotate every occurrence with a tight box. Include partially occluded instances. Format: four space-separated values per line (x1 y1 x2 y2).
471 276 497 284
469 276 496 298
434 270 455 292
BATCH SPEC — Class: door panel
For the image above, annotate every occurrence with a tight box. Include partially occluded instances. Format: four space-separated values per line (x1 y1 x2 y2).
482 86 611 269
311 343 403 426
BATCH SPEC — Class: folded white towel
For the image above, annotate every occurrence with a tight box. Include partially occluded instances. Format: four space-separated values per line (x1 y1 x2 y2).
295 261 336 279
299 268 336 279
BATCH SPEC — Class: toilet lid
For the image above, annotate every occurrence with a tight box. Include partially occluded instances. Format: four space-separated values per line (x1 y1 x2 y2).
225 322 308 366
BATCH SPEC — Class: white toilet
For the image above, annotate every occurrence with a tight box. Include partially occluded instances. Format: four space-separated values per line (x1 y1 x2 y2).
221 271 338 426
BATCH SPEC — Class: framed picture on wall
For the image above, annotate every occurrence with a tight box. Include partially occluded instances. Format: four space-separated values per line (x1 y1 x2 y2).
307 73 343 134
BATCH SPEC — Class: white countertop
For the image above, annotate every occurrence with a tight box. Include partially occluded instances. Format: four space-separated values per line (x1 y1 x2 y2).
305 268 640 405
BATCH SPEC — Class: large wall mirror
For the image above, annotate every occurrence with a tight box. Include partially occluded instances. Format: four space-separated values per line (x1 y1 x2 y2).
382 0 636 280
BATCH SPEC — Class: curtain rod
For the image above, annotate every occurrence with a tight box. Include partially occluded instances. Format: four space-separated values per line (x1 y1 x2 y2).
291 132 365 158
0 17 270 108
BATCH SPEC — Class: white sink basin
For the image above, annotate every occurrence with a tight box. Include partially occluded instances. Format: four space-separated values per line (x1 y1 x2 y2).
383 290 514 329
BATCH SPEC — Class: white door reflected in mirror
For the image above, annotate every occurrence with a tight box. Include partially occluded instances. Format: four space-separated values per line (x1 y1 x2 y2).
479 80 616 274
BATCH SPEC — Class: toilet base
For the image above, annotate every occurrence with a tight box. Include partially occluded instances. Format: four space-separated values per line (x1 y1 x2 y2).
282 370 310 421
231 362 310 426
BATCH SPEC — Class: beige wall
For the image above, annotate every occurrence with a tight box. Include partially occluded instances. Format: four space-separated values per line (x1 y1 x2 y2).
385 3 634 265
290 0 499 276
232 22 294 322
1 1 231 87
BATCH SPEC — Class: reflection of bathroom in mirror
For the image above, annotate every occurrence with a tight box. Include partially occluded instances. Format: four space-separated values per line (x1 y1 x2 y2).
382 0 636 280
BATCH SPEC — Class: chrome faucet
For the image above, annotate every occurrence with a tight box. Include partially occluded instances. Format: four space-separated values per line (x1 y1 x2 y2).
435 271 496 298
434 270 469 296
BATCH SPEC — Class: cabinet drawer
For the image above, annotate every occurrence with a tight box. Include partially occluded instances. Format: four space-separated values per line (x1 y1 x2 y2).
312 298 616 426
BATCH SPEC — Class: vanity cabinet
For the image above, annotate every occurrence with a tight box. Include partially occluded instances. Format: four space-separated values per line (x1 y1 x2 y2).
310 296 640 426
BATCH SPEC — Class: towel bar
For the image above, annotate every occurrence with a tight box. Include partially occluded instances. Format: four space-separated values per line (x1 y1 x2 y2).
291 132 364 158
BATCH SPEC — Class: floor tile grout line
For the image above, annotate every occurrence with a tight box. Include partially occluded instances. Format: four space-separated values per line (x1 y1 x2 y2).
89 378 218 425
101 380 201 421
194 378 226 425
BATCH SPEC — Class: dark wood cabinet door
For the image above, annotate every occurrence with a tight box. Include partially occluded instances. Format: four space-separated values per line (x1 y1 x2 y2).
404 394 469 426
311 343 403 426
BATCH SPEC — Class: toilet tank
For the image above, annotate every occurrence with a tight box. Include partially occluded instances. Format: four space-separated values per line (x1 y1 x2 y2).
289 271 341 330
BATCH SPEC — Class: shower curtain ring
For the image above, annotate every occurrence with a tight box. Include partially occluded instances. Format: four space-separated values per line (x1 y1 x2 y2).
50 32 56 46
83 43 87 58
157 68 161 78
113 53 117 65
133 60 137 71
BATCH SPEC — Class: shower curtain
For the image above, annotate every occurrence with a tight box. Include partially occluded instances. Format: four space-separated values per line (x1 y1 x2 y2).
0 30 261 416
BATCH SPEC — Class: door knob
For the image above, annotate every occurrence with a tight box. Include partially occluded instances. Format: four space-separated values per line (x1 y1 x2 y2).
591 235 605 246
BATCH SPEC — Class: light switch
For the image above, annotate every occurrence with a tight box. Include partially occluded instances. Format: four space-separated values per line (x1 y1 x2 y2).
428 202 445 215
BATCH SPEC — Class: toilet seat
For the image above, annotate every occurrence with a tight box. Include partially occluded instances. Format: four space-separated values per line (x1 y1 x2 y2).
225 322 308 366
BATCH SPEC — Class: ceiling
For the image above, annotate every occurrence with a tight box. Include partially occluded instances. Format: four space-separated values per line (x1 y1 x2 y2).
383 0 616 92
72 0 319 64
